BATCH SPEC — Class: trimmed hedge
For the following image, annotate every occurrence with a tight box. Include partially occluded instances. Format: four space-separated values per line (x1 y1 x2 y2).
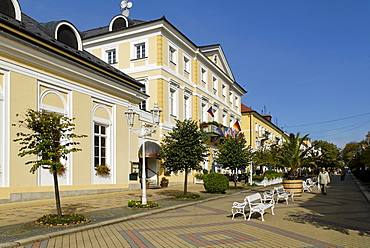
203 173 229 194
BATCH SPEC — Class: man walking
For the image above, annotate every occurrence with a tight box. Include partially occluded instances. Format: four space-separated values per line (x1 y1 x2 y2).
318 167 330 195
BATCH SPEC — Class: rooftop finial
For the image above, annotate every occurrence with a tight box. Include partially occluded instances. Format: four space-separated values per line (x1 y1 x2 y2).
120 1 133 17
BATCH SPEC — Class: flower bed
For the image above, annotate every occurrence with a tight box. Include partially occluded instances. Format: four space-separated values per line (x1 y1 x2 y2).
127 200 159 209
34 214 89 226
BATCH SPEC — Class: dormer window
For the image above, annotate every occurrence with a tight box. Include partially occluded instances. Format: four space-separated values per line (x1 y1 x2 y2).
1 0 22 21
213 55 218 64
57 25 78 49
53 22 83 51
109 15 129 31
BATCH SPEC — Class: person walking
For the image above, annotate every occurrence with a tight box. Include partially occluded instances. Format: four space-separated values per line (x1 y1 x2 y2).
318 167 330 195
340 169 346 181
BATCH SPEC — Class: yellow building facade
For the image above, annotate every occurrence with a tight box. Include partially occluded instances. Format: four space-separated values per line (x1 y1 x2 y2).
0 1 246 202
241 104 284 150
83 15 246 183
0 0 152 202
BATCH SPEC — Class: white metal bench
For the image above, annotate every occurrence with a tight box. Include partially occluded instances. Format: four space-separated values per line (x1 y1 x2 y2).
246 193 275 221
274 185 294 204
231 196 249 220
302 180 312 192
231 193 275 221
262 189 275 203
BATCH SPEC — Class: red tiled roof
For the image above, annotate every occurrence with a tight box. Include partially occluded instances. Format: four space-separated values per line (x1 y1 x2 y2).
241 104 254 112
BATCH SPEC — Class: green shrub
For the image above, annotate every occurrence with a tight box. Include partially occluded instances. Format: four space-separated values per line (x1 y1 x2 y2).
203 173 229 194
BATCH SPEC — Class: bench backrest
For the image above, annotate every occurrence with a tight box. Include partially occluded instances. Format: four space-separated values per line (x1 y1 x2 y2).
246 193 262 204
274 185 285 193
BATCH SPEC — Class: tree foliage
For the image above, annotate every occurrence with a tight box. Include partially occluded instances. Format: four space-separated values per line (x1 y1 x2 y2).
159 119 209 194
13 109 87 217
312 140 341 168
215 133 252 186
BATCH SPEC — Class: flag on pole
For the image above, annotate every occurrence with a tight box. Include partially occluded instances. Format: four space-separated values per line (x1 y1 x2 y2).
207 106 214 117
233 120 241 131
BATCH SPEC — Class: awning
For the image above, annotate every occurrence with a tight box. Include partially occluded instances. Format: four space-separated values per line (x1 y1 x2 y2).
138 141 161 158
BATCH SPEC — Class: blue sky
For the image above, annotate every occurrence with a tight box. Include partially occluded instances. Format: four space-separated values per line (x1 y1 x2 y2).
19 0 370 149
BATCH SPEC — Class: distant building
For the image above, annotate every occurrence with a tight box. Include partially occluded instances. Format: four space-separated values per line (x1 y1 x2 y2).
240 104 284 150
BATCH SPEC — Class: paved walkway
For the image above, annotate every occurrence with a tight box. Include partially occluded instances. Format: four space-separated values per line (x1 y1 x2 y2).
0 173 369 247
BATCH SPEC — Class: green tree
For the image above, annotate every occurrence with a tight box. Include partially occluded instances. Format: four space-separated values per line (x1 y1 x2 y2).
279 133 314 179
159 119 209 194
341 141 363 164
13 109 87 218
253 145 282 169
215 133 252 187
312 140 341 168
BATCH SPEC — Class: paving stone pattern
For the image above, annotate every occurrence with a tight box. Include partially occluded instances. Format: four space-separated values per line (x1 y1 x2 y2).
0 173 369 248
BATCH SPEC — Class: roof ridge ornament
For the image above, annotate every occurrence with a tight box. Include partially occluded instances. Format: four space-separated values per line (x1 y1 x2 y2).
120 0 133 17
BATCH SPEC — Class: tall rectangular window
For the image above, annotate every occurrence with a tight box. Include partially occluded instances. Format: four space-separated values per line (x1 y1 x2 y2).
170 87 177 117
222 84 226 97
184 95 190 119
106 49 117 64
94 124 107 167
169 46 177 64
212 77 218 93
201 68 207 84
184 57 190 73
135 43 146 59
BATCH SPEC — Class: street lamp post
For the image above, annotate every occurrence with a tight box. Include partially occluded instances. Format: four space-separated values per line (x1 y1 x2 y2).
125 103 162 204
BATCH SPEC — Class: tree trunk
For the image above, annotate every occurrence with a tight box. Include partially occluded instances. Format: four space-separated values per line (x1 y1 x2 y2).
184 167 188 195
234 173 238 187
52 164 63 218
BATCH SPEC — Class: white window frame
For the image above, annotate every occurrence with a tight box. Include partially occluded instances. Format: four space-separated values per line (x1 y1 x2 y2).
213 104 219 122
183 90 192 120
201 100 208 123
212 76 218 94
222 84 226 98
131 40 147 60
201 67 207 84
106 48 117 64
183 56 190 74
169 46 177 65
222 111 228 126
169 82 179 117
94 123 109 168
91 103 114 184
137 78 148 111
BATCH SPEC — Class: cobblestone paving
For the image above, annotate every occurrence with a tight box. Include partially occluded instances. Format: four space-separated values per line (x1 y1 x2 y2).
1 173 369 247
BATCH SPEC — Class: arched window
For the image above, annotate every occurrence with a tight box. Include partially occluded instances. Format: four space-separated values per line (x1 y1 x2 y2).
0 0 21 21
109 16 129 31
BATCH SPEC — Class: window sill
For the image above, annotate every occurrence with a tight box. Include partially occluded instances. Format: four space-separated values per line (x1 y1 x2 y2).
131 57 148 62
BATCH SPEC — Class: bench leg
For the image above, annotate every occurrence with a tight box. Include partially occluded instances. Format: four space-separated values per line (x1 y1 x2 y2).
271 206 275 216
260 210 265 221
